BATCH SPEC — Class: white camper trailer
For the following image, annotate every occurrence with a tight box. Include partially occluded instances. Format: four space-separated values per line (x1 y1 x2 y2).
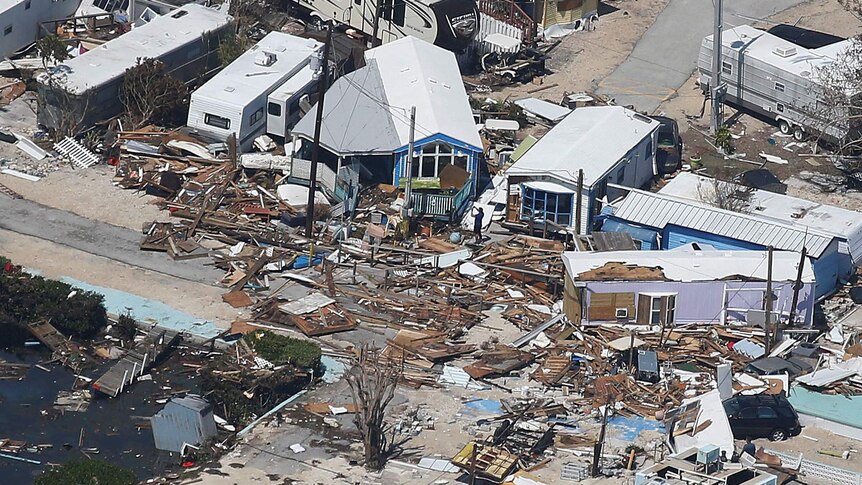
266 65 318 140
187 32 323 151
697 25 860 143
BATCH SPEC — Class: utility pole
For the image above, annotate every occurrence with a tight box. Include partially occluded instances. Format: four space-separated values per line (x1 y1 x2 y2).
574 169 584 235
402 106 416 219
592 397 610 477
370 0 384 48
787 246 808 329
305 24 332 238
710 0 725 133
764 246 774 354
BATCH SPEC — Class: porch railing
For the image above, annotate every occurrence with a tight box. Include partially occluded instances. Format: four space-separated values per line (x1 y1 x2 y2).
409 181 472 221
478 0 537 43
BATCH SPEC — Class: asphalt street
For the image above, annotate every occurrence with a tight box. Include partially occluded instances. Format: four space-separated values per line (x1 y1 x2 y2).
0 197 223 284
596 0 811 113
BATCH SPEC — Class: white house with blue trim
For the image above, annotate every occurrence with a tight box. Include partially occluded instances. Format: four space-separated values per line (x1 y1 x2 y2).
291 36 482 220
601 173 862 300
504 106 660 234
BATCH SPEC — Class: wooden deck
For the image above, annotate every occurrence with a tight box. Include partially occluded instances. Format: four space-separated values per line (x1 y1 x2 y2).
92 329 181 398
27 321 90 372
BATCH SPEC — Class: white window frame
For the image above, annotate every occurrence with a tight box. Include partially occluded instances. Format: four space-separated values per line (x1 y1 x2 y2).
204 113 230 130
775 82 785 93
411 142 457 179
721 61 732 75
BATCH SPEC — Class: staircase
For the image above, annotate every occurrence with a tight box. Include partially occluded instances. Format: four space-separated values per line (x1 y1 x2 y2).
54 137 100 169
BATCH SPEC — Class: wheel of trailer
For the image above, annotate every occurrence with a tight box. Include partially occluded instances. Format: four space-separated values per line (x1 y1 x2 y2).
778 119 791 135
311 16 326 31
793 126 805 141
769 428 787 441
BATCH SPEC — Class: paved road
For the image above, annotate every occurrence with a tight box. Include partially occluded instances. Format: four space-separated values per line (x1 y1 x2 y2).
0 197 223 285
596 0 811 113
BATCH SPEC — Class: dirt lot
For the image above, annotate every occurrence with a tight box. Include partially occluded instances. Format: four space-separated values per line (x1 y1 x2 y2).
0 164 168 232
491 0 671 104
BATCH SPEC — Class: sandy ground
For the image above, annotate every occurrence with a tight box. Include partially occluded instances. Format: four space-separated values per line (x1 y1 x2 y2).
0 164 168 232
0 229 240 326
763 425 862 475
493 0 672 104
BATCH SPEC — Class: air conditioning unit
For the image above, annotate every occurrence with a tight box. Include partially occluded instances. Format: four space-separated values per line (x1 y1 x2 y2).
254 51 277 67
773 46 797 58
697 444 720 465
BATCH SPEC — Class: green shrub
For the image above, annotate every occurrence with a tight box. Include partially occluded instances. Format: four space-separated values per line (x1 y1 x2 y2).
35 459 136 485
714 125 735 154
244 330 321 370
0 258 108 339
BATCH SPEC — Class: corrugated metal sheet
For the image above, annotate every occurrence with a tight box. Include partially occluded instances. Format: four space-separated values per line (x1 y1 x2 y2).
613 190 834 258
152 395 217 453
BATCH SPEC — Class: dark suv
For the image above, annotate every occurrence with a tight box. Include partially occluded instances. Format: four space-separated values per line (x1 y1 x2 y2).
722 394 802 441
652 116 682 175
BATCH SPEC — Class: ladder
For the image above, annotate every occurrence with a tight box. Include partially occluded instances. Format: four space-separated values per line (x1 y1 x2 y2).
53 137 99 169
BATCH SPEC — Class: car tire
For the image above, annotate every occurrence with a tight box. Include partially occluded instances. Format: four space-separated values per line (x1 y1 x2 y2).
793 126 805 141
778 120 791 135
769 429 787 441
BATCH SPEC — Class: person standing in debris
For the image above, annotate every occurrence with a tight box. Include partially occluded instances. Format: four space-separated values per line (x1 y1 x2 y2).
472 206 484 244
741 437 756 457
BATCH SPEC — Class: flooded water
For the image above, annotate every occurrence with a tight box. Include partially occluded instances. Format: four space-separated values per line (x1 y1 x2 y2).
0 348 195 484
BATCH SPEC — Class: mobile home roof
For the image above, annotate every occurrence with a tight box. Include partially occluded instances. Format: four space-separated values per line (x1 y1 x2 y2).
192 32 322 108
660 172 862 264
293 36 480 154
268 64 317 103
611 188 836 259
506 106 660 189
49 4 232 95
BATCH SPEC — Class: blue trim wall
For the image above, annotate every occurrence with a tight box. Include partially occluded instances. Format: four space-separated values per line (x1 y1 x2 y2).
601 217 659 249
391 133 483 194
663 224 764 251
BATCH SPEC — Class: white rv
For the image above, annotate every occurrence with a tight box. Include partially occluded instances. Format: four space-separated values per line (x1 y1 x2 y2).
697 25 860 143
187 32 323 151
291 0 479 52
266 64 317 140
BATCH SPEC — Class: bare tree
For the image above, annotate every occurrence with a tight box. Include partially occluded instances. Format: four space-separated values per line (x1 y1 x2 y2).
810 41 862 157
33 35 90 140
839 0 862 20
697 177 754 213
345 345 400 471
121 58 188 129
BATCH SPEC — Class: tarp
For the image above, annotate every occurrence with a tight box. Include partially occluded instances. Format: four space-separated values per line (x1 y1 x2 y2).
483 33 522 51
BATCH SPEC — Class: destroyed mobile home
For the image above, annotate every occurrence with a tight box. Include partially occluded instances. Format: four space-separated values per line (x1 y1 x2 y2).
6 0 862 483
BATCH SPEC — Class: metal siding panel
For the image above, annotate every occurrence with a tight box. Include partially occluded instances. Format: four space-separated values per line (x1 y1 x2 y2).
613 191 836 257
152 401 213 453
